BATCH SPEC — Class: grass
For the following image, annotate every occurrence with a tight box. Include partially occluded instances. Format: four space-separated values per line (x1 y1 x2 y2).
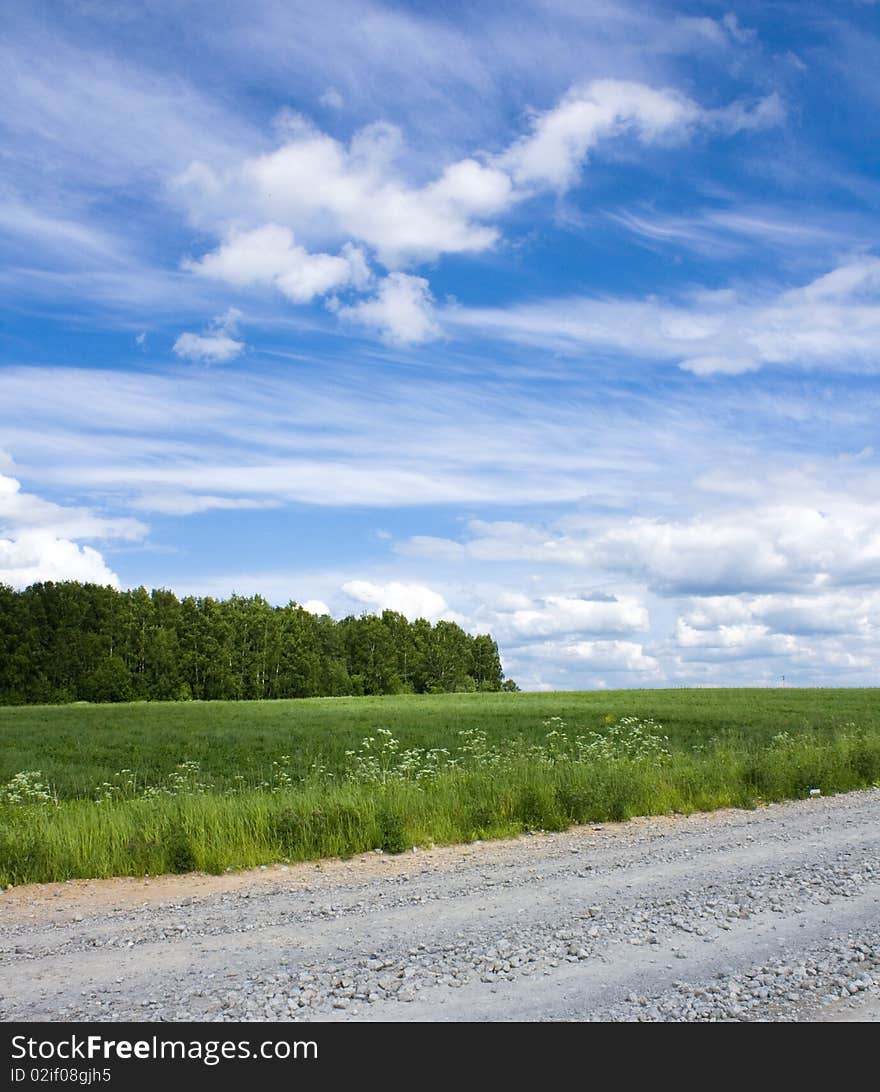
1 689 879 886
3 688 879 795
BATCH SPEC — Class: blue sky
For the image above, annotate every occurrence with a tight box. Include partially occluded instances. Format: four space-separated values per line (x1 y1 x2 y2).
2 0 880 689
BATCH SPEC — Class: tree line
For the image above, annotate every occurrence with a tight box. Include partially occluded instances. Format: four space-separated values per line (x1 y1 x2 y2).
0 581 517 705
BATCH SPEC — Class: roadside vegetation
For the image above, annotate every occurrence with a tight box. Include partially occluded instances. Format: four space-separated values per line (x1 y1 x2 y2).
2 690 879 886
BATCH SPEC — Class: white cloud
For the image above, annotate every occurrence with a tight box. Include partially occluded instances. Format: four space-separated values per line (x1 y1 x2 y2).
592 505 880 595
302 598 331 615
1 361 695 513
337 272 439 343
173 332 244 364
181 79 772 266
401 521 590 564
0 531 119 588
675 619 799 658
485 593 648 641
319 88 344 111
610 205 861 263
0 25 257 195
128 493 280 516
341 579 451 622
591 515 794 595
60 458 531 508
711 91 784 133
173 307 245 363
512 638 660 674
448 257 880 376
0 472 141 590
174 77 777 344
177 120 508 267
173 329 243 364
185 224 370 303
0 472 144 542
499 79 701 191
679 588 880 642
0 199 124 262
679 354 760 377
721 13 757 45
403 502 880 598
668 614 879 674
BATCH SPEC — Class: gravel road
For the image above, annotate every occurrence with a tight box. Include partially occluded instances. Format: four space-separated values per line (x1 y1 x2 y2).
2 788 879 1022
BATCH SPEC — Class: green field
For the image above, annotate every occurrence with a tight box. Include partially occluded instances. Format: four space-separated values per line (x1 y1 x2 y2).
4 688 879 796
1 689 879 886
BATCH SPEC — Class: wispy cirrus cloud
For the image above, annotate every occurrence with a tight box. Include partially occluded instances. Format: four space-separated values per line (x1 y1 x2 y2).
608 204 867 266
446 256 880 375
0 470 144 543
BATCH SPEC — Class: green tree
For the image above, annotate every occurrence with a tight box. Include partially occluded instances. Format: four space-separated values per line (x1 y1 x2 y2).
421 621 473 693
83 654 132 703
0 581 507 705
344 615 401 694
472 634 504 691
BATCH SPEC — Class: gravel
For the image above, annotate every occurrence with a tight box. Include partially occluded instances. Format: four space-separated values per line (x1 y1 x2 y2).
1 787 878 1022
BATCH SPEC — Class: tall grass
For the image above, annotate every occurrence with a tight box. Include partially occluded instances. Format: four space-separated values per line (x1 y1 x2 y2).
2 723 879 887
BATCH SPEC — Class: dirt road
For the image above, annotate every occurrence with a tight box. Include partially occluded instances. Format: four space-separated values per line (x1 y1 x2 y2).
2 788 878 1022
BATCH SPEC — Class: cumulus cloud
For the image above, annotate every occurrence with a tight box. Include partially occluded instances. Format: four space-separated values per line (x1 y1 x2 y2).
0 471 142 589
173 307 245 364
174 78 777 343
484 593 649 641
668 608 878 674
337 272 439 344
185 224 370 303
499 80 701 191
675 619 799 659
403 502 880 598
177 119 508 268
512 638 660 674
591 515 796 595
0 531 119 588
173 331 244 363
301 598 331 615
677 588 880 655
179 79 770 266
341 579 450 622
388 502 880 684
592 505 880 595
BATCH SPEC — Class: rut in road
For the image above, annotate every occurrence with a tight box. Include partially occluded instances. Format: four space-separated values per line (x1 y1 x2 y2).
1 787 878 1022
